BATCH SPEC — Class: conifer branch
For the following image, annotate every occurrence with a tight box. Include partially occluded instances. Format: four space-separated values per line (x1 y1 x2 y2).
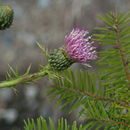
86 117 130 128
54 86 130 109
112 13 130 82
118 45 130 80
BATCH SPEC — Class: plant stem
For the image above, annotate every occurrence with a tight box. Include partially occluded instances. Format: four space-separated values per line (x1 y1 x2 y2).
0 68 48 88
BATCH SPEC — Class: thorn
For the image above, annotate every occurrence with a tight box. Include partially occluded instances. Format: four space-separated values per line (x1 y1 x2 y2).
25 64 32 74
6 71 11 79
8 64 17 77
12 88 19 95
36 41 48 57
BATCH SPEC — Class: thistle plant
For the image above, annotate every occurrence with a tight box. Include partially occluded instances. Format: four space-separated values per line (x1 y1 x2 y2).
48 28 97 71
0 5 130 130
0 27 97 88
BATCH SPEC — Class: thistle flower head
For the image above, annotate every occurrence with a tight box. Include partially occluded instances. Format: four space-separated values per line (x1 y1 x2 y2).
65 28 97 63
48 28 97 71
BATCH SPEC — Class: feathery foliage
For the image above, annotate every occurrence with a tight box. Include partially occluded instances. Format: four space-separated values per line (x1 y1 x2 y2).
48 69 130 129
94 11 130 101
47 11 130 129
48 69 104 113
24 117 86 130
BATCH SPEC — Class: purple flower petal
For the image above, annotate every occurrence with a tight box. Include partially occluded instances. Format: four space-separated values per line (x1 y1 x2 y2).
65 28 97 63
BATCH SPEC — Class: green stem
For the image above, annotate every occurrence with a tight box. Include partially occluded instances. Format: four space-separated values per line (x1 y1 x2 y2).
0 68 48 88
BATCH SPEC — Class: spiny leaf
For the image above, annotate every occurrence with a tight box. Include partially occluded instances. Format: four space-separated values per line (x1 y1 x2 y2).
36 42 49 57
25 64 32 75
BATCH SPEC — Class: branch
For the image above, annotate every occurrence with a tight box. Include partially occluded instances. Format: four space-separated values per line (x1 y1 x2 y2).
54 86 130 109
86 117 130 128
113 13 130 82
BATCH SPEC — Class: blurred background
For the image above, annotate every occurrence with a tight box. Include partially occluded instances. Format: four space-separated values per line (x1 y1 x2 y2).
0 0 130 129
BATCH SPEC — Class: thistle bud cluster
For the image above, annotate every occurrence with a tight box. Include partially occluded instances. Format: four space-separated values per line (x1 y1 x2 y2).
0 6 13 30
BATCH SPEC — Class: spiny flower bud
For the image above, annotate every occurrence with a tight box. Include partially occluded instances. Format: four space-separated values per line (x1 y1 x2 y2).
0 6 14 30
48 28 97 71
48 49 74 71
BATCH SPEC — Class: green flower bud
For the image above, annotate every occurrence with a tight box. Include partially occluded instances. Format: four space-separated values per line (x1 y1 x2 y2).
48 49 74 71
0 6 14 30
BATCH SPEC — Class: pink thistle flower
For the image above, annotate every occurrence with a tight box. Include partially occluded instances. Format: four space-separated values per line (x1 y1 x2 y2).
65 28 97 63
